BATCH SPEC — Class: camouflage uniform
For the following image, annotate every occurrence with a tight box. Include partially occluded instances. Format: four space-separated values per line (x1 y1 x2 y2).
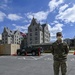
51 40 69 75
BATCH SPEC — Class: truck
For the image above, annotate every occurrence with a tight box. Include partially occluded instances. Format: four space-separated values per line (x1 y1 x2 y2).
17 46 43 56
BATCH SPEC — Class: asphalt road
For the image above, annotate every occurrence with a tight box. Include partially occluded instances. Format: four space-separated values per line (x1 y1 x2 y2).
0 53 75 75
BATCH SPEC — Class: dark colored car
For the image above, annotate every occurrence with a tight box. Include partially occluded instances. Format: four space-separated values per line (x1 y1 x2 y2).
17 48 26 56
17 46 43 56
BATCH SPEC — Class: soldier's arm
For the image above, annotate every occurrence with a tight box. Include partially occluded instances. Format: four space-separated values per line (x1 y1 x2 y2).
65 44 69 54
50 44 54 55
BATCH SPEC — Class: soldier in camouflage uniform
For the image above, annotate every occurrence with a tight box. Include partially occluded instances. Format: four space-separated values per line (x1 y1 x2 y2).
51 32 69 75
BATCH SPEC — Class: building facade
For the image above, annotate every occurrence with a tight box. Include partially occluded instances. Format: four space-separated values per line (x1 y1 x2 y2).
2 27 23 44
42 24 50 43
2 18 50 46
27 17 50 46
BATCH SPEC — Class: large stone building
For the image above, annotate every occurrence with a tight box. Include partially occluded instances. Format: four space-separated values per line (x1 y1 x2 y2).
2 18 50 47
27 17 50 46
2 27 24 44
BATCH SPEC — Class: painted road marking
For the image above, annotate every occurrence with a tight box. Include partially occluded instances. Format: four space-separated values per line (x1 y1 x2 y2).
17 54 51 60
30 54 51 60
44 58 52 60
0 54 74 61
70 58 75 61
30 56 37 60
17 57 26 60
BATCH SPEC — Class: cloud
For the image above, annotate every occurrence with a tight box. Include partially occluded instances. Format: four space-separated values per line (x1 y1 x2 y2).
59 4 69 13
48 0 64 12
51 20 59 25
26 11 49 22
56 4 75 23
26 0 64 23
0 4 8 9
23 20 29 23
48 22 63 33
12 24 29 33
0 11 6 22
7 14 22 21
47 22 64 41
0 0 12 4
4 0 10 3
70 24 74 26
0 0 12 9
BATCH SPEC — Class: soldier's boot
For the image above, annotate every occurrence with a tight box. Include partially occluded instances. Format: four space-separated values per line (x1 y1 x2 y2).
53 61 60 75
62 73 66 75
61 61 67 75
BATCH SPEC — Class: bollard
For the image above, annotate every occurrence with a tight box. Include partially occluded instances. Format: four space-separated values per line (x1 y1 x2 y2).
25 52 27 56
11 54 17 56
38 52 40 56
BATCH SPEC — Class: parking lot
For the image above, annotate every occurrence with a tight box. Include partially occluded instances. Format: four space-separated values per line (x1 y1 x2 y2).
0 53 75 75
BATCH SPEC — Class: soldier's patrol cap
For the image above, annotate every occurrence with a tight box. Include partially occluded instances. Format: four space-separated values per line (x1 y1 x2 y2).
56 32 62 36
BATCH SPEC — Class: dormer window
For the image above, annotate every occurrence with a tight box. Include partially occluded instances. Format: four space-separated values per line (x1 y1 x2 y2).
10 30 12 33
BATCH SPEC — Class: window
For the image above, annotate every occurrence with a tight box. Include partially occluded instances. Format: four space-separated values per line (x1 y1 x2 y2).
30 41 32 44
5 38 7 40
35 32 37 35
10 30 12 33
2 38 4 40
30 33 32 36
35 28 37 31
19 41 20 43
30 38 32 41
35 37 37 40
17 42 19 44
5 41 7 43
2 35 4 37
19 38 20 40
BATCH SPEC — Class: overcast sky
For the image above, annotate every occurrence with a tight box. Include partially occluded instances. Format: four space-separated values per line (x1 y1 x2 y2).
0 0 75 41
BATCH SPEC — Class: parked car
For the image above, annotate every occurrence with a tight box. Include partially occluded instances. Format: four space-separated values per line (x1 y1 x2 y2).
17 48 26 56
17 46 43 56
